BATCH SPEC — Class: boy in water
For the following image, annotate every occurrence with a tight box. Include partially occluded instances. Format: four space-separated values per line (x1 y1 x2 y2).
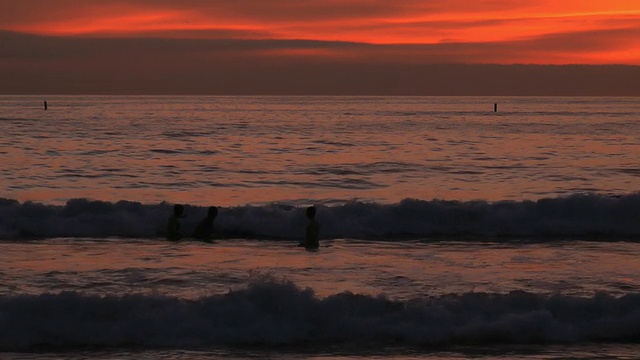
192 206 218 243
300 205 320 249
166 204 184 241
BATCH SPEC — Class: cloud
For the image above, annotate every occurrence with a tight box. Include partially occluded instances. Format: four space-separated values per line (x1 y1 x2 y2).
0 31 638 96
1 1 639 94
2 1 638 65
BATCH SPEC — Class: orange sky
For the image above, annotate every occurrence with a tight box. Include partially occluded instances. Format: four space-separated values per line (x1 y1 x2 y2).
2 0 639 64
1 1 639 95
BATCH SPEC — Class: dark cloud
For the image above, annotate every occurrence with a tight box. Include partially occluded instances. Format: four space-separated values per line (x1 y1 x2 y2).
0 31 638 95
521 26 640 52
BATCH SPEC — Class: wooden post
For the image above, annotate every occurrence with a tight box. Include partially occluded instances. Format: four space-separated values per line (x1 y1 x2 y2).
494 103 497 112
44 101 48 110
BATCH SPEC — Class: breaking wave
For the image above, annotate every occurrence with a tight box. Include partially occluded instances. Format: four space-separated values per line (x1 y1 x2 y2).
1 193 640 240
1 278 640 350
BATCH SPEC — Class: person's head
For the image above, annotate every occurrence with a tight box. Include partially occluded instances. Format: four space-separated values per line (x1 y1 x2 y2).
173 204 184 217
207 206 218 219
305 206 316 220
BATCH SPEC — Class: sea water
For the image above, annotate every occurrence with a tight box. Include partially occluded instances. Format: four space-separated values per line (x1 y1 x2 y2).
1 96 640 359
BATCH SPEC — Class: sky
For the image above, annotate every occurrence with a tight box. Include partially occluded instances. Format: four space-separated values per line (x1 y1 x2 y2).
1 0 639 95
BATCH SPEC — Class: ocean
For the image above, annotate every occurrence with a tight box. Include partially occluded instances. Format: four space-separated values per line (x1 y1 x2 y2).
0 95 639 359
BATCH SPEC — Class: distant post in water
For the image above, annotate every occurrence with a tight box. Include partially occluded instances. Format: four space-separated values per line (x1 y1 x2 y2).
44 101 48 110
494 103 498 112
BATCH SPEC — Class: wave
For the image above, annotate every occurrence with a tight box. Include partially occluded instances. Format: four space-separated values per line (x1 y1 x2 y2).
1 278 639 350
1 193 640 240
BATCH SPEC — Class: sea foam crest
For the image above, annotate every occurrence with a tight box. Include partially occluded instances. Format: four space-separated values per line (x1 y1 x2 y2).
1 193 640 240
1 278 640 350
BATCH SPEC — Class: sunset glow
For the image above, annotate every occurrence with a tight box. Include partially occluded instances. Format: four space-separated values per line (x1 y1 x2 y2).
2 0 639 64
1 1 639 95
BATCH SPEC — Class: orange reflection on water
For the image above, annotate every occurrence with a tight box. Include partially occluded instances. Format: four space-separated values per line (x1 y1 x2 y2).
2 96 640 207
3 240 639 300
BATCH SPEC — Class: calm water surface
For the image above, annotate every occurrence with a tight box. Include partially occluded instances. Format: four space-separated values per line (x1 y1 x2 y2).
1 96 638 205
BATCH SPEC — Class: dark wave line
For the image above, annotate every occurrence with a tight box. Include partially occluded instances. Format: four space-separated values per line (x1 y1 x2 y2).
1 278 640 350
1 193 640 240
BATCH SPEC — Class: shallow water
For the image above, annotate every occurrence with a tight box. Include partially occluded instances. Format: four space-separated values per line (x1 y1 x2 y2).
2 239 639 299
4 345 640 359
1 239 640 356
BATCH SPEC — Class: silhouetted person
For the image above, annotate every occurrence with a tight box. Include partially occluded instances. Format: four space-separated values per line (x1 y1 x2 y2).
166 204 184 241
300 206 320 250
192 206 218 242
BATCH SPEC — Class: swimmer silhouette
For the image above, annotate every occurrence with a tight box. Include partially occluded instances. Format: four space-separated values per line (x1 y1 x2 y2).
299 206 320 250
166 204 184 241
192 206 218 243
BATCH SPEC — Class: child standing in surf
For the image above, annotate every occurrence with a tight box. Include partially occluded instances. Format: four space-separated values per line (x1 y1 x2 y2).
192 206 218 242
300 206 320 250
166 204 184 241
